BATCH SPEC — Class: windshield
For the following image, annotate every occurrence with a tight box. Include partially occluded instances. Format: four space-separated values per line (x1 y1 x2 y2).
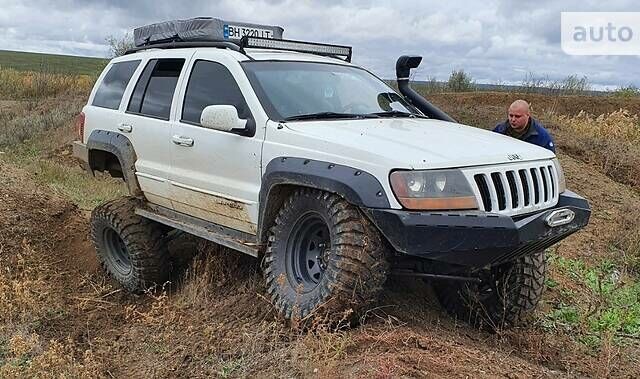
242 61 421 121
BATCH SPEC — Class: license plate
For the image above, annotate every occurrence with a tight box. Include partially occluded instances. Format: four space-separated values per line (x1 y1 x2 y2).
223 24 274 40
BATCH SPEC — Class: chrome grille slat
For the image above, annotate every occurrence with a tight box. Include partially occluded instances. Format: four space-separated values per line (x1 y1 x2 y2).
466 160 560 216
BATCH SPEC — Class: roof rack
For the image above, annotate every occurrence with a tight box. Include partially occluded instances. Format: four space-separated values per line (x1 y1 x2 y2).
125 17 352 61
124 37 352 62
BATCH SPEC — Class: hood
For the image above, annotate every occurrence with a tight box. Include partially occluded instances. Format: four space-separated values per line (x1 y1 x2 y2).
282 117 556 169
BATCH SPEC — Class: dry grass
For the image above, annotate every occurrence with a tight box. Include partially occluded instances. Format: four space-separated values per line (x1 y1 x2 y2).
0 99 82 148
0 67 95 99
552 109 640 188
612 204 640 274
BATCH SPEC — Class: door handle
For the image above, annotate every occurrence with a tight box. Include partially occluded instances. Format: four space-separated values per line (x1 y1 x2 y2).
171 135 194 147
117 123 133 133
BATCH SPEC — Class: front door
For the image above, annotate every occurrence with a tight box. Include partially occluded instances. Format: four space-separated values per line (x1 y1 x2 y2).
168 54 264 235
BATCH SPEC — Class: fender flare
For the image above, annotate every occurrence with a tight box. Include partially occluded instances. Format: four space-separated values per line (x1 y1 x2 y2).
86 130 142 196
257 157 390 244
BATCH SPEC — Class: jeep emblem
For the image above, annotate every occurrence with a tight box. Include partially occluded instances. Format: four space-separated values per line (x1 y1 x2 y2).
507 154 522 161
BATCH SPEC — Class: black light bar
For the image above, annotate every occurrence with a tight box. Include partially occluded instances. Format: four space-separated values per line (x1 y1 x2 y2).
240 36 352 62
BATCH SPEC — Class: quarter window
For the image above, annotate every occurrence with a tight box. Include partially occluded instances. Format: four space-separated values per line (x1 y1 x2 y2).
92 60 140 110
127 59 185 120
182 61 250 125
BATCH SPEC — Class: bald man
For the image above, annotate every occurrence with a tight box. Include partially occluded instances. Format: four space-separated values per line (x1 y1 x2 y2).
493 100 556 152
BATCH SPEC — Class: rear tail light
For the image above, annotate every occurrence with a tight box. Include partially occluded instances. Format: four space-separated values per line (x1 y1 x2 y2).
75 112 85 142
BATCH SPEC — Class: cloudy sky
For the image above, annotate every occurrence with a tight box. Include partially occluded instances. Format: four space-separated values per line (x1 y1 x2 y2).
1 0 638 88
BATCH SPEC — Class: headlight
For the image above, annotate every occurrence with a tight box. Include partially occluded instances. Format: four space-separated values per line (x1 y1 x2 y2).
551 158 566 193
390 169 478 210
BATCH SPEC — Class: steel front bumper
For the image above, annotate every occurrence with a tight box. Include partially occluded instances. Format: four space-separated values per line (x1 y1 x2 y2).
364 190 590 267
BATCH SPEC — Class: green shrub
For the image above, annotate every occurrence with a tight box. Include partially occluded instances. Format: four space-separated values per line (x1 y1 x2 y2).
612 85 640 98
447 70 475 92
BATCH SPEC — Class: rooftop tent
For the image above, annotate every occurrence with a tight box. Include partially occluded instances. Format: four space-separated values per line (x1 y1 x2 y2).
133 17 285 47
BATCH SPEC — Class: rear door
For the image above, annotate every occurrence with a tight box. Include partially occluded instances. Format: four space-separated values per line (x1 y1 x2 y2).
121 51 194 209
168 51 266 234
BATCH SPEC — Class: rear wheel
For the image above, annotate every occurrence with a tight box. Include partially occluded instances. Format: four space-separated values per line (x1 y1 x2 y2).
90 197 170 293
264 188 389 322
433 250 547 329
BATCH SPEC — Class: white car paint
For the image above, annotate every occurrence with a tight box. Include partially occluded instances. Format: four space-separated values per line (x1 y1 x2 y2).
83 46 559 233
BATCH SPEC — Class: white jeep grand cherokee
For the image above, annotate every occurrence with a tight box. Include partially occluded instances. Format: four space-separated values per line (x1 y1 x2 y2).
74 18 590 327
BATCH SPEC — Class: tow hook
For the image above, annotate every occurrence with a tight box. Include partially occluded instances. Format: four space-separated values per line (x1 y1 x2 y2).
545 208 575 227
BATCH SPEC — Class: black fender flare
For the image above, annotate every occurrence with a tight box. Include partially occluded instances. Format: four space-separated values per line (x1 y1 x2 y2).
257 157 390 244
86 130 142 196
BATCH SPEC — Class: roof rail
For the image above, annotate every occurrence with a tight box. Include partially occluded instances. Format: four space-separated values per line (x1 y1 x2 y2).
125 40 241 55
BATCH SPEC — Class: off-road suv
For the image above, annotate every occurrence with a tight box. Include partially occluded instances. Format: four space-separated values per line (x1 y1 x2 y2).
74 18 590 327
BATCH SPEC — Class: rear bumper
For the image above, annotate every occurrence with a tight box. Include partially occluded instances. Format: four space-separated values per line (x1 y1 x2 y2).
364 190 590 267
72 141 90 171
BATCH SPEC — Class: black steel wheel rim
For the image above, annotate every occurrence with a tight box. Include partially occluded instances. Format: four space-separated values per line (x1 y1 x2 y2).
103 228 132 276
285 212 331 293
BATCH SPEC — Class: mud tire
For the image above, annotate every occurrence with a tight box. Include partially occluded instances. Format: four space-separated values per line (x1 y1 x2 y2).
90 197 170 293
434 250 547 330
264 188 389 323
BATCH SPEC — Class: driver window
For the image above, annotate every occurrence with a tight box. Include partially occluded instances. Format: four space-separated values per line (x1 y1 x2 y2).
182 60 251 125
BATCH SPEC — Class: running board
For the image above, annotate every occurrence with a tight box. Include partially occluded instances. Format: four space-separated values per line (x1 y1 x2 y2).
135 204 260 257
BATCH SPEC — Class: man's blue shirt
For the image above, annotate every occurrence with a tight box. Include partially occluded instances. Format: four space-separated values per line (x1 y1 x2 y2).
493 118 556 153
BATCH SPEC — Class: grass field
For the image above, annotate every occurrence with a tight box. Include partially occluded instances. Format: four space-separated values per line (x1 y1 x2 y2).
0 50 106 75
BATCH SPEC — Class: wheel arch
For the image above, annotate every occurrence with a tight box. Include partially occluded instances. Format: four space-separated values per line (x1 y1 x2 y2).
257 157 390 245
86 130 142 197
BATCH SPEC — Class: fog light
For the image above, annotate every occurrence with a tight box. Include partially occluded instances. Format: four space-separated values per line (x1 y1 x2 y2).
545 209 575 227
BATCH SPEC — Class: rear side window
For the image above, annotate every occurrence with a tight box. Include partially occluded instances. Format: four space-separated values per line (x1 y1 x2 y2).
182 60 250 125
92 60 140 109
127 59 185 120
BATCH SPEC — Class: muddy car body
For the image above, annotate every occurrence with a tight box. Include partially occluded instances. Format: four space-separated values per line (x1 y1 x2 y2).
74 18 590 327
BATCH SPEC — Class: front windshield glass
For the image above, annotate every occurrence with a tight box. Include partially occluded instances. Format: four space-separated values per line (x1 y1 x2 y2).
242 61 421 121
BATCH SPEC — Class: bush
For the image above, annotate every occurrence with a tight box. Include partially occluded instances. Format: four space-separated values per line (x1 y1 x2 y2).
612 85 640 98
447 70 475 92
105 33 135 58
552 75 591 95
518 72 591 95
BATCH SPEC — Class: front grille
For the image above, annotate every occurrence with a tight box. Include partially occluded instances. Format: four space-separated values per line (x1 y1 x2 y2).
463 161 559 216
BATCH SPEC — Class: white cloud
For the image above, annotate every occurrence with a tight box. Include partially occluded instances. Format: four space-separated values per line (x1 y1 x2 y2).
0 0 638 87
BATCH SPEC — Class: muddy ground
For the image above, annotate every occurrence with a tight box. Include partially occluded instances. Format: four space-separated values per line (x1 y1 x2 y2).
1 93 639 378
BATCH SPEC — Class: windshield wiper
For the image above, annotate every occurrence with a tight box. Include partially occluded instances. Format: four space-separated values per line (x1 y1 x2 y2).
367 110 428 119
283 112 374 122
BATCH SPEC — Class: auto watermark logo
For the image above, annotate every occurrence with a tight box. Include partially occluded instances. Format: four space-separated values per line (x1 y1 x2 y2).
561 12 640 55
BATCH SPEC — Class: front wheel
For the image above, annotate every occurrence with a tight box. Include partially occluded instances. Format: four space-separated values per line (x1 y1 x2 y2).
264 189 389 322
433 250 547 329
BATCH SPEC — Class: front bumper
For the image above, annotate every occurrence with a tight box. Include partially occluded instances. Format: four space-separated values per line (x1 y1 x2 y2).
364 190 590 267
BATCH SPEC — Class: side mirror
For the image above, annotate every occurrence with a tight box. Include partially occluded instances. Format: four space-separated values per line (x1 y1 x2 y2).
200 105 247 132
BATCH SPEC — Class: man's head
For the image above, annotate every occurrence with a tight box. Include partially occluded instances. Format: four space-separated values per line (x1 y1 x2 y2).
508 100 531 132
